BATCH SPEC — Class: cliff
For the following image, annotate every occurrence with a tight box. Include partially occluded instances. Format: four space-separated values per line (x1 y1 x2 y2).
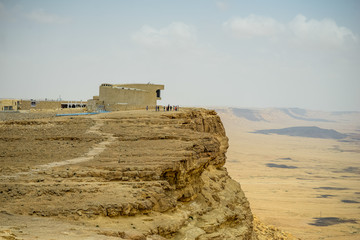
0 109 297 239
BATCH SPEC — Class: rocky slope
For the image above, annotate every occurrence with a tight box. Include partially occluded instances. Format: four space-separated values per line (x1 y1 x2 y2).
0 109 297 239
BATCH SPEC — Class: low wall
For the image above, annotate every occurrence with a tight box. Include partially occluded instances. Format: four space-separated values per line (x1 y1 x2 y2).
104 104 152 111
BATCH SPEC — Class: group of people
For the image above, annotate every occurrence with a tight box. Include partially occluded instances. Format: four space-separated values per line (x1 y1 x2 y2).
146 105 179 112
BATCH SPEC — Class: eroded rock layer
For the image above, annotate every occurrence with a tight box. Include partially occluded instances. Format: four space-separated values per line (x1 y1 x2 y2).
0 109 295 239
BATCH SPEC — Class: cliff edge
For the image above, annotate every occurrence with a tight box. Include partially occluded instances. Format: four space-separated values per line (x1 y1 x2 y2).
0 109 297 239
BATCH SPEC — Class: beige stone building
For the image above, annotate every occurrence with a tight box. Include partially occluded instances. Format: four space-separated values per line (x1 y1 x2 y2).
0 99 86 111
20 100 86 110
88 83 164 111
2 83 163 112
0 99 20 111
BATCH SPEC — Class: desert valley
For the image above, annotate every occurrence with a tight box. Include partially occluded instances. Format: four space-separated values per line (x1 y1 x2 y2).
218 107 360 239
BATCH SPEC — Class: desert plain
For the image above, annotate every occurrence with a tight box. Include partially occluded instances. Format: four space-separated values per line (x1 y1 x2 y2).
219 107 360 240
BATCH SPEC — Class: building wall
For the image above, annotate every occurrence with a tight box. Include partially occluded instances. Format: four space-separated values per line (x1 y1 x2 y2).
116 84 164 100
104 104 149 111
20 100 61 110
0 99 20 111
98 83 164 111
20 100 86 110
99 87 149 106
87 99 102 112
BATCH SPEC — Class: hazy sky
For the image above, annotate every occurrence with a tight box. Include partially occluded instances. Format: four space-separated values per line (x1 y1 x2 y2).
1 0 359 111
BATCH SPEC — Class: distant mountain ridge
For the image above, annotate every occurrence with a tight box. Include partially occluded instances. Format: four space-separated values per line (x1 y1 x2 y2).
280 108 332 122
231 108 266 121
253 126 347 139
228 107 333 122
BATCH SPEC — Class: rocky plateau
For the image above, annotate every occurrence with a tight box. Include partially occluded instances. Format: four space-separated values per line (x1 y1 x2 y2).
0 109 297 239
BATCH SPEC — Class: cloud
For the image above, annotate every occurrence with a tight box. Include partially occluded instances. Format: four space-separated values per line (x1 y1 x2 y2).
223 15 285 38
223 14 357 49
132 22 197 48
288 14 357 48
26 9 70 24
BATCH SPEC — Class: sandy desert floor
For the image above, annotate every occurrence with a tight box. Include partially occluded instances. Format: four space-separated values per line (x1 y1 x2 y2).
219 108 360 240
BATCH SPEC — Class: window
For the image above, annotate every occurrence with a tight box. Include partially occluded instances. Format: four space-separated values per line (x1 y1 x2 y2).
31 100 36 107
156 89 161 98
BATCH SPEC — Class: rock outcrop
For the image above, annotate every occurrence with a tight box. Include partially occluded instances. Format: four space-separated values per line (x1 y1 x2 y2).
0 109 296 239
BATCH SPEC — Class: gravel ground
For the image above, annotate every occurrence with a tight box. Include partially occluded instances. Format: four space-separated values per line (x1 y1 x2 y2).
0 112 56 121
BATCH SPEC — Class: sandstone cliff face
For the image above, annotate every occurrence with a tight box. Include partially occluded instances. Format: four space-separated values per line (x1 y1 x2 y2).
0 109 294 239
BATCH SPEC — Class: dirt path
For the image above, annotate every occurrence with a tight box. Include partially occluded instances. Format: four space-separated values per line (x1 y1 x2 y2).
0 116 116 179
